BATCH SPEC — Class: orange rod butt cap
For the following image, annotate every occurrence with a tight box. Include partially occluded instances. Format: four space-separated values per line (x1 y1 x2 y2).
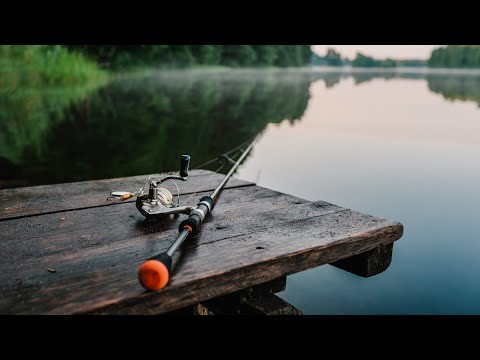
138 260 169 291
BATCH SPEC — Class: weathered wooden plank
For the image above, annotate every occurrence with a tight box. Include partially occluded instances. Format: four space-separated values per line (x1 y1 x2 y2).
331 243 393 277
0 185 310 314
0 186 309 264
83 213 401 315
0 195 402 314
0 169 252 221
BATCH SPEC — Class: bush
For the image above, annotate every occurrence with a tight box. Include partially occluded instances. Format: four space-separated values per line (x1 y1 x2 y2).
0 45 108 86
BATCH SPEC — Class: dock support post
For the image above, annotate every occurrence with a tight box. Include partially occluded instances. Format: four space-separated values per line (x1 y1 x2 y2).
331 243 393 277
190 277 302 315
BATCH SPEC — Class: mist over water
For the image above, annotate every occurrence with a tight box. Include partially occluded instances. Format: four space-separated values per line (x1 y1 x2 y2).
2 69 480 313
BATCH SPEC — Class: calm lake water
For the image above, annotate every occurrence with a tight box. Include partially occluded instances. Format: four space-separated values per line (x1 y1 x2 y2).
2 68 480 314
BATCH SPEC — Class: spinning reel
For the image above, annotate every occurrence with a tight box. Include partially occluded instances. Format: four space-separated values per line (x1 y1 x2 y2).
135 155 195 218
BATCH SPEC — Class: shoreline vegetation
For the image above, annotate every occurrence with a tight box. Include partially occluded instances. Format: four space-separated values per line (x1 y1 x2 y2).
66 45 312 70
311 45 480 69
2 45 480 87
0 45 108 86
311 48 427 68
429 46 480 68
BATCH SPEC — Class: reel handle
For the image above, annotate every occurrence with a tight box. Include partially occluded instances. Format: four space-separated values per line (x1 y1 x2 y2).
180 155 190 178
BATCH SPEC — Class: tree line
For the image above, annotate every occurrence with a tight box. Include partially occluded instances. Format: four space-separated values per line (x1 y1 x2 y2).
428 46 480 68
0 45 108 85
66 45 312 69
311 48 426 68
312 45 480 68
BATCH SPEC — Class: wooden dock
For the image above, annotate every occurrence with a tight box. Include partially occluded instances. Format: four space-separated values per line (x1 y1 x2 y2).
0 170 403 314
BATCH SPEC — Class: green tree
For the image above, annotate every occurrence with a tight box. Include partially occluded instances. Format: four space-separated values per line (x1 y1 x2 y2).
274 46 309 67
221 45 257 66
191 45 223 65
275 46 294 67
428 46 480 68
325 48 342 66
252 46 278 66
352 52 377 67
170 45 196 67
66 45 313 69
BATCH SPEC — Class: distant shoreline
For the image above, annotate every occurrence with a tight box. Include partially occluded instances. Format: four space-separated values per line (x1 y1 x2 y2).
117 66 480 76
114 66 480 76
308 66 480 75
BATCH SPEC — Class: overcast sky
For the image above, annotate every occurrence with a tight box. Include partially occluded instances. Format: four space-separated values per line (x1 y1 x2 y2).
312 45 442 60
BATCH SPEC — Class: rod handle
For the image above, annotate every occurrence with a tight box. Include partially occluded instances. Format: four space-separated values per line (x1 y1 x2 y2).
178 196 214 235
138 253 172 291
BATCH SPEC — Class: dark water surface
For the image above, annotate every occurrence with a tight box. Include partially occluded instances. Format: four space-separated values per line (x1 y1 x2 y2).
2 68 480 314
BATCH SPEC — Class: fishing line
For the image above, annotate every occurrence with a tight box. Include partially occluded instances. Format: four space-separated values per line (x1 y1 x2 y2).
108 137 254 203
176 163 225 208
191 137 254 170
153 146 245 215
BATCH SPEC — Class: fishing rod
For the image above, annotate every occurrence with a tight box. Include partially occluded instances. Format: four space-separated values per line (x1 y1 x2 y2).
136 137 257 291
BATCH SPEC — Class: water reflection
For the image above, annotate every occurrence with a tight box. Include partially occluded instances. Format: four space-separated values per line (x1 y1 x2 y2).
0 71 312 187
235 70 480 314
427 75 480 106
1 69 480 189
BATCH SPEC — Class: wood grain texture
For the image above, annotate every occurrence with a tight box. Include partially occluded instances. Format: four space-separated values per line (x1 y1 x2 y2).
0 169 252 221
0 186 308 264
83 213 402 315
0 171 404 315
